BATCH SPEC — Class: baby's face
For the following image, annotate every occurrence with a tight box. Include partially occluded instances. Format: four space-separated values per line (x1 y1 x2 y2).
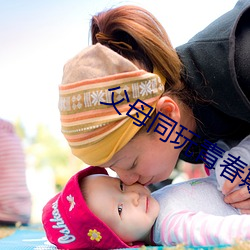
84 174 160 244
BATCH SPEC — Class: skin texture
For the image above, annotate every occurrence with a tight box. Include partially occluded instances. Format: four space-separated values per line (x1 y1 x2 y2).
100 96 194 186
100 131 180 186
82 174 160 244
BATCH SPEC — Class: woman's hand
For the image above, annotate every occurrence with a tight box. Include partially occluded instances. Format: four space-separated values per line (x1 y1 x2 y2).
223 166 250 214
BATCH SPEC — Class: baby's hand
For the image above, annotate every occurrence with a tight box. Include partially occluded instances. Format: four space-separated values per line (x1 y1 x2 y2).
223 165 250 214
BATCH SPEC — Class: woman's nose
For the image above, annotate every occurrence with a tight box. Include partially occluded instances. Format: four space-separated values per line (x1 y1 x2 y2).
112 168 139 185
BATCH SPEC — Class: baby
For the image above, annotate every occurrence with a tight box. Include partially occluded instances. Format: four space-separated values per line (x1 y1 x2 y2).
42 136 250 249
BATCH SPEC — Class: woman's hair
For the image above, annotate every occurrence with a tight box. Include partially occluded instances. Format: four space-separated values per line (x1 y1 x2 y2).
90 5 195 107
90 5 197 134
91 5 181 87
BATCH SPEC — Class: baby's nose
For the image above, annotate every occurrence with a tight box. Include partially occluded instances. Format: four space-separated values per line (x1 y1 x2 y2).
126 191 140 206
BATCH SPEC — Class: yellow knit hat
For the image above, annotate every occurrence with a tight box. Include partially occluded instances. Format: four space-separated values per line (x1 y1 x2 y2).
59 43 165 165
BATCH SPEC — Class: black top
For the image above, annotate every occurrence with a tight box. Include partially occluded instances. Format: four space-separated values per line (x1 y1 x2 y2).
176 0 250 163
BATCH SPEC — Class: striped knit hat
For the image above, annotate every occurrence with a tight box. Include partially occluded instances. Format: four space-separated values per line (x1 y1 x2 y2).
59 43 165 165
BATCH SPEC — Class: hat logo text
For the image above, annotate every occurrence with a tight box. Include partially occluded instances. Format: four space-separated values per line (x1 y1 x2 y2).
50 200 76 244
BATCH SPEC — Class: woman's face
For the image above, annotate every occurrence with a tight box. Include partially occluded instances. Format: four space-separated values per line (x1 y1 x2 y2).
100 131 180 186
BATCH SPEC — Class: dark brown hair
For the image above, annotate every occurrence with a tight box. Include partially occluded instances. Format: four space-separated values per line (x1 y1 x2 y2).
90 5 197 132
91 6 181 87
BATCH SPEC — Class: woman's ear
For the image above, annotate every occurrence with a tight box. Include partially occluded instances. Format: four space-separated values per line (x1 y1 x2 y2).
156 96 181 122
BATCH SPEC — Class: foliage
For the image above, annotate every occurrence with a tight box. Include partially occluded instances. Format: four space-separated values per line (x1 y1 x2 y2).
14 120 85 191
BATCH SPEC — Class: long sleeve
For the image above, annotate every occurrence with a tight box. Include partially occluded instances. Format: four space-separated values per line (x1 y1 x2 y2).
158 210 250 247
152 136 250 247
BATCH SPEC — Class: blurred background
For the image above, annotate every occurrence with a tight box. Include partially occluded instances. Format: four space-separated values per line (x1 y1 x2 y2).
0 0 238 223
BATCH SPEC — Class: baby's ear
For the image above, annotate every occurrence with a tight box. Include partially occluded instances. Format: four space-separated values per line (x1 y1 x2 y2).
156 96 180 122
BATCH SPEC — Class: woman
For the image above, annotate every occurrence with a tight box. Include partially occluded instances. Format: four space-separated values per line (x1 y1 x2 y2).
59 1 250 212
